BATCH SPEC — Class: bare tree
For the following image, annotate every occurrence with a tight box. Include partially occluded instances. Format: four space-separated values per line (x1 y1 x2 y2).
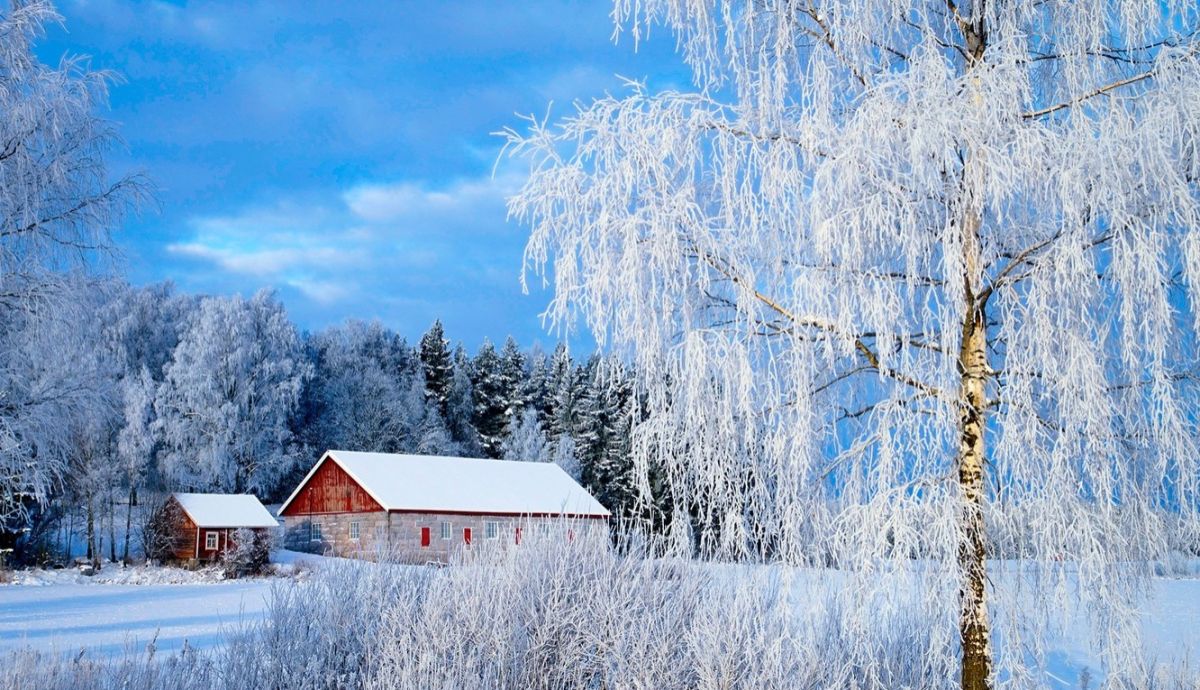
506 2 1200 687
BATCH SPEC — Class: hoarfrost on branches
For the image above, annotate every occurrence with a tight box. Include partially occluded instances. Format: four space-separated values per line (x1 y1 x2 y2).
501 408 551 463
505 1 1200 686
0 1 141 533
154 290 309 495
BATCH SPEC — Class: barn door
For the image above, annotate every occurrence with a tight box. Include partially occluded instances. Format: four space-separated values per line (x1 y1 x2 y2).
420 527 431 547
463 527 472 545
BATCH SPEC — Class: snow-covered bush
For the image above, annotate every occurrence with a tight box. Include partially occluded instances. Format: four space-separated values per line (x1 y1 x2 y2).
140 498 186 564
2 538 1200 689
220 528 271 578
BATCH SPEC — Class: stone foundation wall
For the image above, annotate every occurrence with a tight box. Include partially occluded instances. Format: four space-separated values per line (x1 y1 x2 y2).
283 512 606 563
282 511 389 557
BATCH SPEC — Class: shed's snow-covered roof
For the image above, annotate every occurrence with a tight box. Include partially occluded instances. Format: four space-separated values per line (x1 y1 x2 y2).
279 450 611 518
173 493 279 528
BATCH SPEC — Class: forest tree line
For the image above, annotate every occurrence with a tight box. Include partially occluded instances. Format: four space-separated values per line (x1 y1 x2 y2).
0 277 665 565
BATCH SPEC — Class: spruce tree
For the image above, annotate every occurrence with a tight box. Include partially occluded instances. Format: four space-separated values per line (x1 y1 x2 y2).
497 336 528 424
418 320 453 416
470 340 507 458
446 344 481 455
547 344 582 440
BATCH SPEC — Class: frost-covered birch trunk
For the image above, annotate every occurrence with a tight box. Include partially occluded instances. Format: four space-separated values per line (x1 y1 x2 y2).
956 19 991 689
506 1 1200 687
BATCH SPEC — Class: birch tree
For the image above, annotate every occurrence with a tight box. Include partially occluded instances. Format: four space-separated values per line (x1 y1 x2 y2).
506 2 1200 687
0 1 140 536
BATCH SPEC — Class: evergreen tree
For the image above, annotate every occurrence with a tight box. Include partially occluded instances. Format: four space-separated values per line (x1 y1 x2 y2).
470 340 507 458
523 345 552 425
546 343 582 440
497 336 528 424
446 345 481 455
418 320 453 416
574 357 636 517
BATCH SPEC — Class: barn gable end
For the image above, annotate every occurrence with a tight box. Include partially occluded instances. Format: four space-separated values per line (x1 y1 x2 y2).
279 455 383 516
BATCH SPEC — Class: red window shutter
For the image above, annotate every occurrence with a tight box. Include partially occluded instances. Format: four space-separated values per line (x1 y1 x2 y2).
515 527 522 545
421 527 431 547
463 527 472 545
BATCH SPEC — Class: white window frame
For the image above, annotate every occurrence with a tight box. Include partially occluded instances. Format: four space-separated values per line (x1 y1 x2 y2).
440 521 452 540
311 521 323 542
204 531 218 550
349 521 361 541
485 521 499 540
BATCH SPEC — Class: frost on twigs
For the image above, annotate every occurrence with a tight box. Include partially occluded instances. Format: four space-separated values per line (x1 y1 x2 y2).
505 0 1200 685
0 1 145 535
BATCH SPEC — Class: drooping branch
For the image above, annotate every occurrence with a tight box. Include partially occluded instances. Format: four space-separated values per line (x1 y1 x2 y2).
692 243 946 398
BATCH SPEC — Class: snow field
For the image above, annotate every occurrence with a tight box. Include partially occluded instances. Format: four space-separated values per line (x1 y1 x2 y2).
0 546 1195 689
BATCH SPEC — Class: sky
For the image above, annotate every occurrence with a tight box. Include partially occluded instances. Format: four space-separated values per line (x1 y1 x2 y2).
36 0 689 350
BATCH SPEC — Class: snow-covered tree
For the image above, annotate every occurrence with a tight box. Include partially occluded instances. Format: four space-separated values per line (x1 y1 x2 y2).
155 290 309 495
446 345 481 455
550 433 581 481
418 320 453 416
415 408 456 457
501 408 551 463
497 336 528 422
0 278 119 552
574 358 635 518
116 366 156 562
302 321 414 455
471 340 507 457
105 283 191 381
522 345 551 423
0 1 140 538
506 2 1200 687
546 343 583 440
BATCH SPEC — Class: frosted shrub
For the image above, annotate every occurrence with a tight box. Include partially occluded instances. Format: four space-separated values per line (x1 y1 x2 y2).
221 528 272 578
2 540 1199 689
140 497 187 564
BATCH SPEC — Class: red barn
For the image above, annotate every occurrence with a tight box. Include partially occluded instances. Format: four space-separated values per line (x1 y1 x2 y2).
167 493 279 562
278 450 610 561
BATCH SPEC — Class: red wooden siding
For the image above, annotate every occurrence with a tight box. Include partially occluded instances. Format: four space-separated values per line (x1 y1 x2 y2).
171 506 198 561
280 458 383 516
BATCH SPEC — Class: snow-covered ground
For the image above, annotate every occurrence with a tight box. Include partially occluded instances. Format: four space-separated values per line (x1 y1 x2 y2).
0 551 1195 685
0 550 329 657
0 579 272 657
1040 575 1200 688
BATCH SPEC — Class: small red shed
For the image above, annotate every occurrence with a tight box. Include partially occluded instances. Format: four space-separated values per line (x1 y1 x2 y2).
167 492 279 562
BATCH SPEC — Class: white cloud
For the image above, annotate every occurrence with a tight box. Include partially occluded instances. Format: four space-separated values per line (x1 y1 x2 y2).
169 172 524 310
343 173 520 224
168 242 354 276
286 279 352 305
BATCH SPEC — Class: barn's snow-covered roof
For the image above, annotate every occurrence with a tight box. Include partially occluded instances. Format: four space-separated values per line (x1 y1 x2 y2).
173 492 279 529
278 450 611 518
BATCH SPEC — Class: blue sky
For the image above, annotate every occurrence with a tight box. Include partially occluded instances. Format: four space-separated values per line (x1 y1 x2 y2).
37 0 687 349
